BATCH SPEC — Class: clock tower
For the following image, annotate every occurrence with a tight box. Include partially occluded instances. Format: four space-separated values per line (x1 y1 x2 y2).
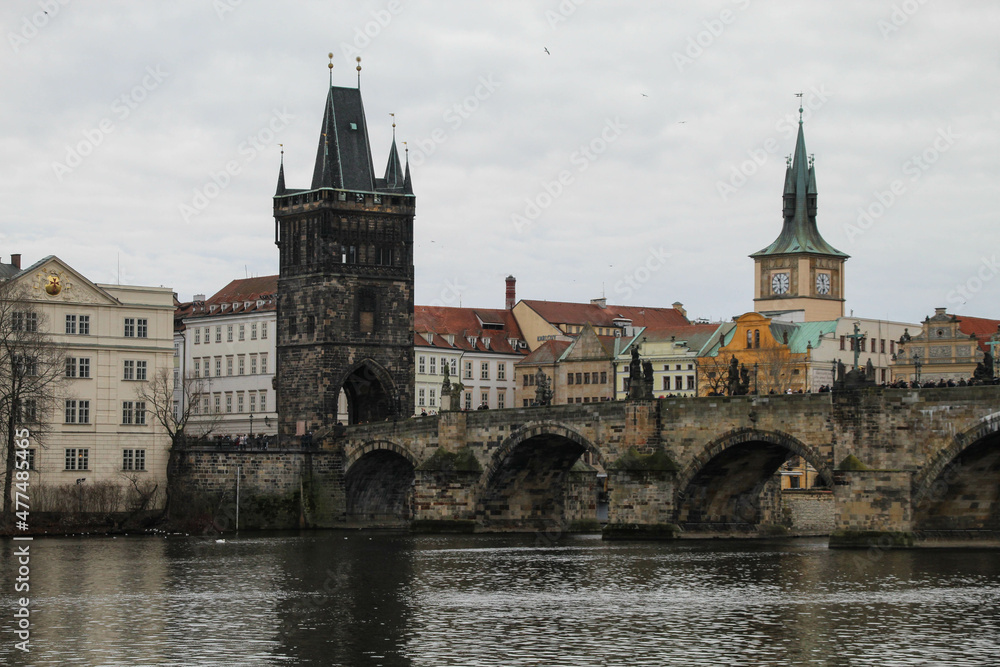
751 107 848 322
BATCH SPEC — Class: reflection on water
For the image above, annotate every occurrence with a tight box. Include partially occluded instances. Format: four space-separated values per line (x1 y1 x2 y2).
2 533 1000 666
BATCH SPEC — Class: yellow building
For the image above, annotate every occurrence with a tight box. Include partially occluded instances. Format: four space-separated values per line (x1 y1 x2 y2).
699 313 809 395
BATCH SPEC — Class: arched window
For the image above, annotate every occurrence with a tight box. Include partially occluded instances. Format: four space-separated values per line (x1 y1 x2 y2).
746 330 753 348
754 330 760 348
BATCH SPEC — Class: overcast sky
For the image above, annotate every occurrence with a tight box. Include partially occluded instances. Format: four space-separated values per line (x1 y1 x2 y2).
3 1 998 324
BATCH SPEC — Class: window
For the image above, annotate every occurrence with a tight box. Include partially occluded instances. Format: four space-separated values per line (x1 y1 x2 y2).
450 359 457 376
227 325 233 342
136 360 147 381
746 330 753 348
429 389 437 407
203 327 209 343
358 288 376 334
568 373 575 385
419 356 426 374
498 363 506 381
464 362 473 380
26 448 36 470
225 393 233 413
66 357 77 378
576 372 583 384
226 356 233 376
213 394 221 414
249 393 256 412
123 360 135 380
66 314 77 334
465 392 472 410
260 353 268 374
481 391 489 406
64 448 89 470
259 390 267 411
840 336 846 351
498 392 505 409
13 312 38 333
215 326 222 343
19 399 37 422
173 369 179 389
480 362 490 380
122 449 146 471
687 376 696 390
429 357 436 375
662 377 669 390
122 401 146 425
238 355 245 375
15 355 37 377
261 323 267 340
194 359 201 378
137 319 147 338
238 324 245 341
65 400 90 424
250 355 258 374
124 318 134 337
601 371 607 384
194 328 201 344
881 339 886 354
237 392 244 413
584 373 591 385
418 388 426 406
675 376 683 391
251 323 258 340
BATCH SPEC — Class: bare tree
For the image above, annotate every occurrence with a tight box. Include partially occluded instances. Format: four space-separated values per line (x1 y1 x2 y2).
135 367 218 448
0 281 64 529
753 343 802 395
698 354 733 396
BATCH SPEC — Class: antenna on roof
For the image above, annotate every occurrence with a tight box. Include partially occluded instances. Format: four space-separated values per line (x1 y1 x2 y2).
356 56 362 88
328 52 334 86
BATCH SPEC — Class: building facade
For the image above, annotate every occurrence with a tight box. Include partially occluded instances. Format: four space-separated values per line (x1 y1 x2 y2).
891 308 996 383
274 71 415 437
5 256 174 510
180 276 278 439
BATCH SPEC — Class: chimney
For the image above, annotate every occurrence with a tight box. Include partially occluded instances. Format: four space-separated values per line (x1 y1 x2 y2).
10 254 21 270
505 275 516 310
193 294 206 303
672 301 687 318
590 297 607 309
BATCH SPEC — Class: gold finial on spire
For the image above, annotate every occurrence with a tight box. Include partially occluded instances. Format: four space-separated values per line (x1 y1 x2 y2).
328 52 334 85
390 112 396 139
279 143 284 161
356 56 362 87
795 91 804 123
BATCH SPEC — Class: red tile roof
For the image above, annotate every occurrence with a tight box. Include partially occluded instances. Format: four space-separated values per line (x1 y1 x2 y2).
518 339 572 366
415 305 527 355
956 315 1000 352
186 275 279 319
521 300 689 329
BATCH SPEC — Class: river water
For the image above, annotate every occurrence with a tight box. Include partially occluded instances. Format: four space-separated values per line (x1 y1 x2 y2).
2 531 1000 666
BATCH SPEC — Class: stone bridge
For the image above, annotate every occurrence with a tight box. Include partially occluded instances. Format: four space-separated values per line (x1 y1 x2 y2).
171 386 1000 547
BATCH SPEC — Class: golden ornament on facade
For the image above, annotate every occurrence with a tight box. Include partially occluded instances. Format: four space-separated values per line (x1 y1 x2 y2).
45 274 62 295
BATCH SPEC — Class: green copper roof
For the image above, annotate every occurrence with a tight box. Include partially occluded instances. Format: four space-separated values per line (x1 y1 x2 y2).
751 120 848 259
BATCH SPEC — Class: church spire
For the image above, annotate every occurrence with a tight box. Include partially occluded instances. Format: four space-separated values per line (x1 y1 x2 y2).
403 142 413 195
382 113 404 190
751 108 846 259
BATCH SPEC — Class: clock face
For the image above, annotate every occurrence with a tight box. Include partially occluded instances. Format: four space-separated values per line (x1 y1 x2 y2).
816 273 831 295
771 272 789 295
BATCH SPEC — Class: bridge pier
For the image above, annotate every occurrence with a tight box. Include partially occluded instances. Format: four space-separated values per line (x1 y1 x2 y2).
603 469 679 539
829 470 916 548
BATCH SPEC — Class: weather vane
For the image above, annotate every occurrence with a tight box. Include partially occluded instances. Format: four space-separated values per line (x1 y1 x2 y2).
795 91 804 123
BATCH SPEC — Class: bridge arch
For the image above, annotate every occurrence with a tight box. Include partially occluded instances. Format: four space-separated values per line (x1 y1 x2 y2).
343 439 418 526
478 422 607 531
675 428 833 532
911 412 1000 533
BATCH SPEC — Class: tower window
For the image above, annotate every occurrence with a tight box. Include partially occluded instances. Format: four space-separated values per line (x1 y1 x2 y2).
358 288 376 334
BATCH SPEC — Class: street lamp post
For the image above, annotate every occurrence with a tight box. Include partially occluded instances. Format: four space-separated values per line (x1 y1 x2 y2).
249 413 254 439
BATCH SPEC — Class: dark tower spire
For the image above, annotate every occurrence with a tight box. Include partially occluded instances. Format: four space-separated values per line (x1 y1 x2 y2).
382 113 404 190
403 141 413 195
275 144 286 196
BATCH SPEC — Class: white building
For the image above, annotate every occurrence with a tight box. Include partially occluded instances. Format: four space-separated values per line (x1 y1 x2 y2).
4 255 174 509
181 276 278 439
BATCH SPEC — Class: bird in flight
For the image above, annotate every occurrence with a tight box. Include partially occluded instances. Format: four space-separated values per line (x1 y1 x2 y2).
544 47 550 55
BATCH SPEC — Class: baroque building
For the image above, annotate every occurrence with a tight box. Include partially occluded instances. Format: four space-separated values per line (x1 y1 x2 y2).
273 67 414 437
751 110 848 322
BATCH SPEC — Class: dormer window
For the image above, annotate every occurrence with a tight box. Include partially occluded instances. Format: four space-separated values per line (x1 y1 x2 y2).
220 303 228 312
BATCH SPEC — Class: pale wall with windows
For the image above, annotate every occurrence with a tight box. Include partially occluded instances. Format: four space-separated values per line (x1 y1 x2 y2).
182 309 277 437
414 343 462 414
413 345 519 413
9 257 175 509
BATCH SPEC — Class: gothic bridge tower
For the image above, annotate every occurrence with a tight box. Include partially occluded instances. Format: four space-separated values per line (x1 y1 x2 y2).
751 105 848 322
274 60 414 438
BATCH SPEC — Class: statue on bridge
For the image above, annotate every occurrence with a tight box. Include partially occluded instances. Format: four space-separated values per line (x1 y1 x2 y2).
627 346 645 400
642 360 654 399
974 350 995 381
535 369 554 406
